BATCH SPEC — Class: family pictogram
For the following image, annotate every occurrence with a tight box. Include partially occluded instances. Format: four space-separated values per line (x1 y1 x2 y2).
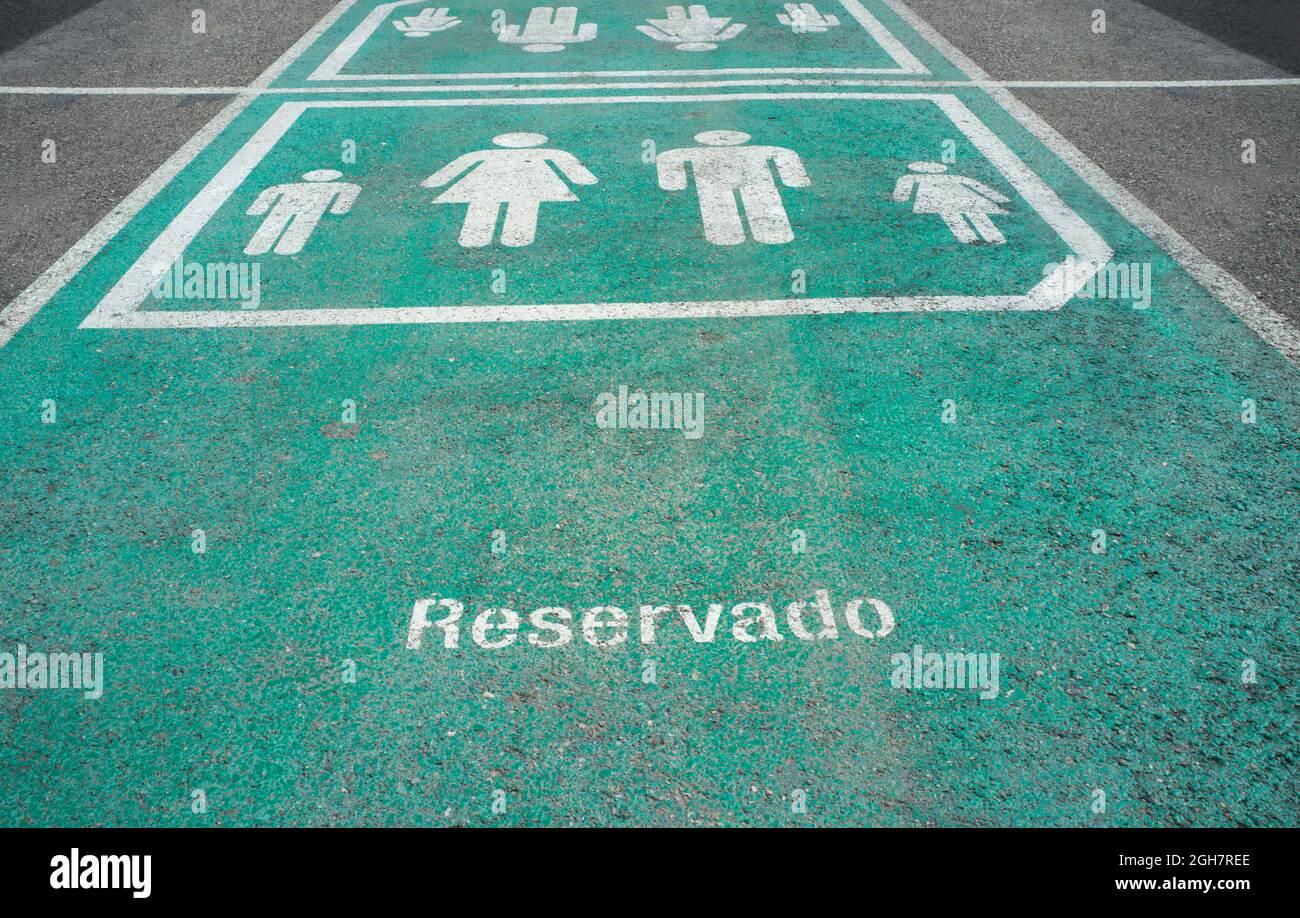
240 140 1014 254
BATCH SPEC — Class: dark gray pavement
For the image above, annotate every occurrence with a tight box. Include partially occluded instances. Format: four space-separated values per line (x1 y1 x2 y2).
1013 84 1299 327
0 93 225 308
1118 0 1299 75
0 0 338 84
0 0 337 310
907 0 1296 80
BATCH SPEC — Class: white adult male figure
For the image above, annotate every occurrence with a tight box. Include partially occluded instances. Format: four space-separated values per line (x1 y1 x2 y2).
657 130 810 245
244 169 360 256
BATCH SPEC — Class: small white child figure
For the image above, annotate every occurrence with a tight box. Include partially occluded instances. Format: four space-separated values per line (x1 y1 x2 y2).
422 132 597 248
244 169 360 256
393 7 461 37
892 161 1010 244
657 130 810 245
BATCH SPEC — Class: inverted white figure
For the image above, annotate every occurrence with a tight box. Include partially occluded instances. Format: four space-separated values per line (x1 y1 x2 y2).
498 7 597 52
892 161 1011 244
393 7 461 36
422 133 597 248
657 130 810 245
244 169 360 256
637 5 745 51
776 3 840 33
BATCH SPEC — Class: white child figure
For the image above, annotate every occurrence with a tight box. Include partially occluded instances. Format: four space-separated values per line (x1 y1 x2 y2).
422 132 597 248
244 169 360 256
892 161 1011 244
777 3 840 33
393 7 461 36
657 130 810 245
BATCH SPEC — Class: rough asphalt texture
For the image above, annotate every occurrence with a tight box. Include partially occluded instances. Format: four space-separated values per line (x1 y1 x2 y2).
0 1 1297 827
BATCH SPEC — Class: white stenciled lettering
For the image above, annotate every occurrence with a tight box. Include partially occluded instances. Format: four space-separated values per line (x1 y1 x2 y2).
406 590 897 651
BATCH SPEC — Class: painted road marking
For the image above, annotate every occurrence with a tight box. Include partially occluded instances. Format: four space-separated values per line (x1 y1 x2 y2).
893 161 1010 245
6 78 1300 96
392 7 462 36
878 0 1300 363
657 129 810 246
636 6 746 52
499 6 599 52
245 169 362 255
307 0 928 81
423 131 599 247
777 3 841 33
78 92 1110 331
1 0 1296 364
0 0 360 352
3 1 1299 831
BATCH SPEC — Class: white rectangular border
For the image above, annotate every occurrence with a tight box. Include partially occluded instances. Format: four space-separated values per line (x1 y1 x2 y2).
307 0 931 82
80 90 1111 331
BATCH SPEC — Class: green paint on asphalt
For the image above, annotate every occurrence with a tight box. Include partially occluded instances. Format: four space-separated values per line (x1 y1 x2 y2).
0 0 1296 826
285 0 942 83
117 94 1079 319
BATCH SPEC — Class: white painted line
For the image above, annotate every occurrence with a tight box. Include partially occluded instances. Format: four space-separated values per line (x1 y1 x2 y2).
931 95 1109 310
79 92 1110 331
314 66 926 80
0 0 360 352
327 73 1300 89
4 77 1298 97
85 108 306 327
311 0 426 80
331 76 944 94
997 78 1300 88
87 295 1051 330
308 0 929 81
838 0 926 74
882 0 1300 364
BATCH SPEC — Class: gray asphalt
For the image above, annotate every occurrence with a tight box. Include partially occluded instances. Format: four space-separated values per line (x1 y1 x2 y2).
0 0 338 84
0 0 338 311
908 0 1297 80
0 0 1297 332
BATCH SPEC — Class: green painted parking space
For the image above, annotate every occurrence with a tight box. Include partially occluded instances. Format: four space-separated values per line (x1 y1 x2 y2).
284 0 940 83
83 91 1104 331
1 1 1297 827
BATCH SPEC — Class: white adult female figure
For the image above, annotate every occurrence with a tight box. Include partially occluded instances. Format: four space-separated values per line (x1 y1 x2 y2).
892 161 1011 245
422 132 598 248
